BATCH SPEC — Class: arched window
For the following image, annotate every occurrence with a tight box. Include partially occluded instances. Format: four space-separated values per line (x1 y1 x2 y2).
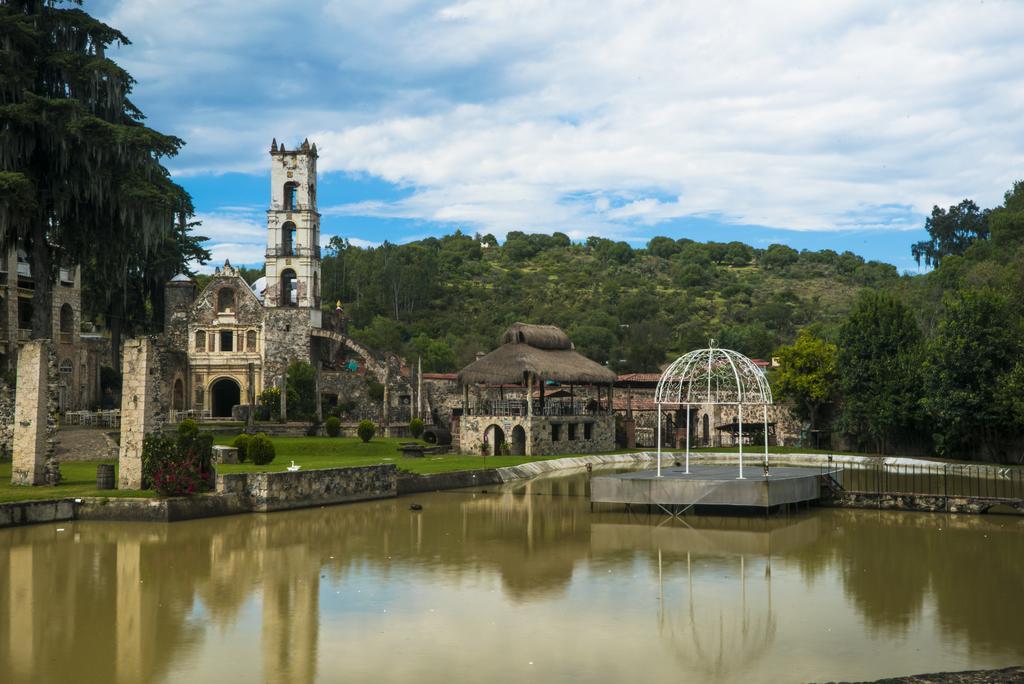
281 221 296 256
172 379 184 410
313 272 319 307
195 330 206 351
283 182 299 211
59 359 73 375
217 288 235 313
59 304 74 343
247 330 257 351
280 269 297 306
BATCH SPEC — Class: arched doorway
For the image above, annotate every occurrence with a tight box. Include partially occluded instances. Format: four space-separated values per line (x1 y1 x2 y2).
702 413 710 446
172 379 185 410
510 425 526 456
210 378 241 418
485 424 505 454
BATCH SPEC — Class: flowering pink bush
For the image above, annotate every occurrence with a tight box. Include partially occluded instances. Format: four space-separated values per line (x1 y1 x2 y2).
151 456 212 496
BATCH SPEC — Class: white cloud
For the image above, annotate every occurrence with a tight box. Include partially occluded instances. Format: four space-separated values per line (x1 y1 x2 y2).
192 212 266 271
100 0 1024 238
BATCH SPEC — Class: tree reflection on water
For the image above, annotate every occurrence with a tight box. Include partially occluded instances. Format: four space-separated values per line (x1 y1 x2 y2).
0 470 1021 683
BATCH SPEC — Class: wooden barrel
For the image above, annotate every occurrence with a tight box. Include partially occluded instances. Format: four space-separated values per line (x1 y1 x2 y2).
96 463 115 490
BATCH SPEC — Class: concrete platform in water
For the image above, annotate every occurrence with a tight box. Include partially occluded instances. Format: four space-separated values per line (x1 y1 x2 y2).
590 464 837 511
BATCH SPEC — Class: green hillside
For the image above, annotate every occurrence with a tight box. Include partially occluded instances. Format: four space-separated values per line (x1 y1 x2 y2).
320 233 899 371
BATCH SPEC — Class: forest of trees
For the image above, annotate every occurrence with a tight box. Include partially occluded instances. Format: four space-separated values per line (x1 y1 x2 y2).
306 232 900 373
775 182 1024 462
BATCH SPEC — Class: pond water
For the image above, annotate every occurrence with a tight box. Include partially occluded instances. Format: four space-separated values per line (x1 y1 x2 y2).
1 470 1022 683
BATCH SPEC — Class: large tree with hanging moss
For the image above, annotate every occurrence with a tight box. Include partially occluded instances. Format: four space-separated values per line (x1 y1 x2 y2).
0 0 192 341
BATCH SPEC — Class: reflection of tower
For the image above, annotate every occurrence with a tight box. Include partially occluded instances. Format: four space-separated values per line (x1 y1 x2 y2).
7 545 34 678
116 538 145 684
261 551 320 684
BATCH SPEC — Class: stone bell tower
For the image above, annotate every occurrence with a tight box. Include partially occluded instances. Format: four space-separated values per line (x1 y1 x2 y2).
265 138 321 310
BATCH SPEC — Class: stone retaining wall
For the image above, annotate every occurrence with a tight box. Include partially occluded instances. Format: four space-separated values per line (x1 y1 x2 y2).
216 464 397 512
0 499 76 527
76 495 248 523
823 491 1024 515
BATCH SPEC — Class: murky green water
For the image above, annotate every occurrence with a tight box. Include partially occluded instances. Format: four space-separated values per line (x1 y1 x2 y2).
1 471 1022 683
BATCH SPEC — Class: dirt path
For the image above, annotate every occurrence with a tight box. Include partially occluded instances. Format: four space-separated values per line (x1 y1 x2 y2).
54 427 117 462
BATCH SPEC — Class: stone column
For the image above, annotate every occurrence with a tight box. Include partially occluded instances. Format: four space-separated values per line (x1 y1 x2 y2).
12 340 52 486
279 374 287 422
246 362 256 431
118 338 159 489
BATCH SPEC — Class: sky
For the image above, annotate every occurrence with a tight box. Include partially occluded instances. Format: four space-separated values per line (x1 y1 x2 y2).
89 0 1024 273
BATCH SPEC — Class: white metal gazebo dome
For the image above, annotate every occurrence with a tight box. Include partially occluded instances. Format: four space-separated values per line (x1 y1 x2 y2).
654 341 774 478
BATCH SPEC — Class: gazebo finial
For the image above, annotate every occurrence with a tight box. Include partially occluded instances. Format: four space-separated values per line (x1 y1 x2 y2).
708 338 717 349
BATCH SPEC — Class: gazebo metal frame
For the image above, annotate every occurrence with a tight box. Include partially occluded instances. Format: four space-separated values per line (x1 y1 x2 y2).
654 341 774 479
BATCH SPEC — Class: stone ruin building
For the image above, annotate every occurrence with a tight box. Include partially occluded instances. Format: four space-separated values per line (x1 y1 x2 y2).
157 139 413 425
450 323 619 456
0 246 107 461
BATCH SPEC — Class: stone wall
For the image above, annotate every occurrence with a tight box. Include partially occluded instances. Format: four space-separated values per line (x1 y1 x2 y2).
459 414 616 456
0 499 75 527
163 278 197 352
216 464 397 512
0 381 14 460
262 307 315 386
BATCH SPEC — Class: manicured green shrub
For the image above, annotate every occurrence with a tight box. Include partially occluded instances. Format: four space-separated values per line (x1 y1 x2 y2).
177 419 199 441
232 433 252 462
325 416 341 437
409 418 424 439
248 433 276 465
357 420 376 443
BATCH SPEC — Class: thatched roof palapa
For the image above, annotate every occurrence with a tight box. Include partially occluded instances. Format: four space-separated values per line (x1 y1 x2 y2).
458 323 617 386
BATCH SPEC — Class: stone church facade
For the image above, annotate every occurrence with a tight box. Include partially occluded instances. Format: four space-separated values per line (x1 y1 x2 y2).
161 139 412 421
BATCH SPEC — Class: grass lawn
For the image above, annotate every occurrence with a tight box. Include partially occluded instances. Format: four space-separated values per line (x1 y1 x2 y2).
213 435 598 475
0 460 155 503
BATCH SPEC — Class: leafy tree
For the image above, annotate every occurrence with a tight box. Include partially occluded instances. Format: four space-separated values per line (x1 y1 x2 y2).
761 244 799 270
407 333 457 372
620 319 669 372
922 288 1022 460
1 0 191 338
911 199 989 268
82 218 209 369
647 236 680 259
568 324 617 365
773 330 838 439
836 291 923 453
286 360 317 421
986 180 1024 250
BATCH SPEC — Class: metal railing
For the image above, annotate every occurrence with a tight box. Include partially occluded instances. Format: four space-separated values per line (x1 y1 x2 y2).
822 460 1024 501
467 399 607 417
266 246 321 258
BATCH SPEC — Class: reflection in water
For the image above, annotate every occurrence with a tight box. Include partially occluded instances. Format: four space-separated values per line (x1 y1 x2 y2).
0 470 1022 683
